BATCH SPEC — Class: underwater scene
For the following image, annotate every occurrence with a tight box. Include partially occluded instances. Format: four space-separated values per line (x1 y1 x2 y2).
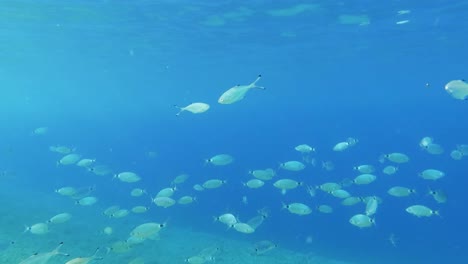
1 1 467 263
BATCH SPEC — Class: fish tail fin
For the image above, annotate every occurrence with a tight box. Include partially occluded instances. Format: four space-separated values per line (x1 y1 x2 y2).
174 105 183 116
251 74 265 89
54 242 69 256
92 247 104 260
281 202 287 210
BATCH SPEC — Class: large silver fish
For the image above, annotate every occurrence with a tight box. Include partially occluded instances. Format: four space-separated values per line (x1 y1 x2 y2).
218 75 264 104
19 242 68 264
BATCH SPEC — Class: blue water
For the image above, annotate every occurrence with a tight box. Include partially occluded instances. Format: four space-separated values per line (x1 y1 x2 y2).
1 1 467 263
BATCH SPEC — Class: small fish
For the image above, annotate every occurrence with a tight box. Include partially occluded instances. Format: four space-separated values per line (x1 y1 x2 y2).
70 186 96 200
178 196 196 205
450 150 463 160
249 168 276 180
388 233 398 247
419 137 433 148
330 189 351 199
103 205 120 217
321 161 335 171
214 213 237 226
218 75 265 104
445 79 468 100
316 205 333 214
349 214 375 228
353 174 377 185
174 102 210 116
428 189 447 203
129 258 145 264
282 202 312 216
388 186 416 197
365 196 379 216
382 165 398 175
130 188 146 197
55 187 77 196
294 144 315 153
130 222 166 240
424 143 444 155
250 208 269 229
279 160 305 171
88 165 112 176
241 196 248 205
47 213 72 224
317 182 341 192
243 179 265 189
172 173 189 185
406 205 439 217
76 196 98 206
185 255 209 264
131 206 149 213
384 152 409 163
32 127 48 135
152 197 176 208
273 179 302 192
457 144 468 155
419 169 445 180
111 209 130 218
193 184 205 191
108 241 131 253
49 145 75 154
202 179 227 189
353 164 375 174
252 240 277 256
156 187 177 198
396 20 410 24
114 171 141 183
333 142 349 151
397 10 411 15
103 226 113 235
76 158 96 168
65 248 102 264
232 223 255 234
205 154 234 166
24 223 49 235
58 154 82 165
341 196 362 206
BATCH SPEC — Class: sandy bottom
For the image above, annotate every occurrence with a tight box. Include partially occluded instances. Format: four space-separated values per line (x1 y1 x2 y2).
0 227 356 264
0 182 357 264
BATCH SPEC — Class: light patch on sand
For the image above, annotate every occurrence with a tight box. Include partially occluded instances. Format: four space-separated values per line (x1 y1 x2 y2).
266 4 320 17
338 14 370 25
